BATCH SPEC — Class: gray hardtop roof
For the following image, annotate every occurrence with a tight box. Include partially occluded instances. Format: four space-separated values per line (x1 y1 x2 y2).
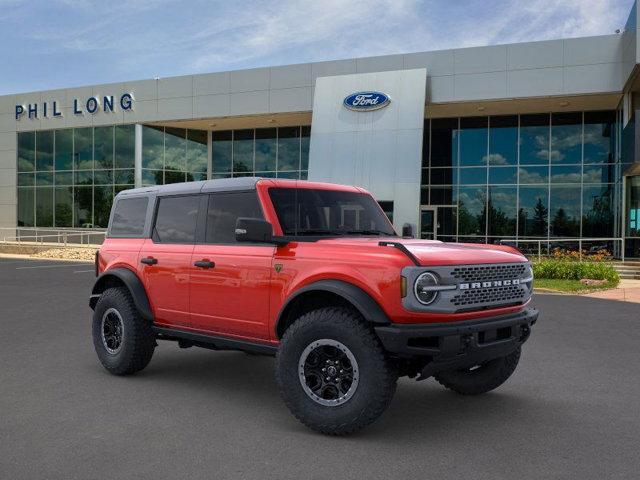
115 177 263 198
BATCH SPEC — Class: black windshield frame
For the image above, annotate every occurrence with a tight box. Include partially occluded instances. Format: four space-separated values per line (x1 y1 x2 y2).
268 187 397 239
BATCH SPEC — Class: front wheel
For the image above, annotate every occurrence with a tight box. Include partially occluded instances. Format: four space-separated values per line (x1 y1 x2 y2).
275 307 397 436
434 347 521 395
92 287 156 376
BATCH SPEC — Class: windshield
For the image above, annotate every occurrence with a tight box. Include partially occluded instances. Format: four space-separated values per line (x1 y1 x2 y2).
268 188 396 237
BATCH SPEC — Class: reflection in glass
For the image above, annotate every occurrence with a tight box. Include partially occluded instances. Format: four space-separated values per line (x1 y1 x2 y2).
35 187 53 227
458 187 486 236
584 111 615 164
488 186 517 237
115 125 135 169
233 130 253 173
74 128 93 170
142 126 164 170
94 126 114 169
55 129 73 171
74 186 92 227
550 165 581 183
164 128 186 172
459 167 486 185
459 117 487 167
277 127 300 171
186 130 207 177
518 186 548 237
94 186 113 228
17 188 34 226
18 173 34 186
255 128 276 171
35 172 53 186
55 171 73 186
583 184 614 237
488 116 517 166
551 113 581 164
488 167 517 184
520 114 549 165
212 131 232 173
519 166 548 184
550 185 580 237
55 187 73 227
18 132 35 172
584 164 614 184
36 130 54 171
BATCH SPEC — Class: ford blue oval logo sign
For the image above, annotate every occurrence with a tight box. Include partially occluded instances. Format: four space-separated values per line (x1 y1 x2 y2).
343 91 390 111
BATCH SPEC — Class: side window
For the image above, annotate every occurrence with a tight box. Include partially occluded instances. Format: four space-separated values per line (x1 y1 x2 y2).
206 192 264 244
110 197 148 237
153 195 200 244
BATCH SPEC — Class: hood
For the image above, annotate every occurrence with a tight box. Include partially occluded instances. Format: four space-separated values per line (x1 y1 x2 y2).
396 239 526 266
315 237 527 266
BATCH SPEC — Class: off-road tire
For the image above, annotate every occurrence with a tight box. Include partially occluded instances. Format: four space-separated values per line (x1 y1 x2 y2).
92 287 155 376
276 307 397 436
434 347 521 395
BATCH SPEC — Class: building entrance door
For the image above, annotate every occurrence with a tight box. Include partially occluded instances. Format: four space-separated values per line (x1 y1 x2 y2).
420 207 437 239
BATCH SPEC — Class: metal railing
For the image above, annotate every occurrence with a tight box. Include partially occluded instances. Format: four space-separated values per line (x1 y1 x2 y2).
0 227 107 247
497 238 624 261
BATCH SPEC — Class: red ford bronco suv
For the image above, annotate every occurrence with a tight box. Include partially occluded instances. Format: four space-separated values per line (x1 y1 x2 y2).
90 177 537 435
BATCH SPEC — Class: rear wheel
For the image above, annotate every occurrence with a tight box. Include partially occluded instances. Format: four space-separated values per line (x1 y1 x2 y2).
92 287 155 375
434 347 521 395
276 307 397 435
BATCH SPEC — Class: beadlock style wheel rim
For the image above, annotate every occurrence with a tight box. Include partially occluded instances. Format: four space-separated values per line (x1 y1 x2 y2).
298 339 359 407
101 308 124 355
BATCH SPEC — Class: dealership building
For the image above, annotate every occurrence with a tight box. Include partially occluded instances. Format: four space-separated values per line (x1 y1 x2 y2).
3 3 640 257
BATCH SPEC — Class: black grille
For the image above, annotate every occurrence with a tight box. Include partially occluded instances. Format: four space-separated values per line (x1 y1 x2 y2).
451 264 527 283
451 285 526 307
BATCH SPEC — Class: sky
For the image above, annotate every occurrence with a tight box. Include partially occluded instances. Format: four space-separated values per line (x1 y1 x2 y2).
0 0 636 95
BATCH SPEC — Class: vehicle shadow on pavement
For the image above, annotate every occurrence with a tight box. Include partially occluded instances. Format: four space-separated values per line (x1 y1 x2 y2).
105 344 554 441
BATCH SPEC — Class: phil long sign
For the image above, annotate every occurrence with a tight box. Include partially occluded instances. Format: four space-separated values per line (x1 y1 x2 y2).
15 93 134 120
343 91 390 111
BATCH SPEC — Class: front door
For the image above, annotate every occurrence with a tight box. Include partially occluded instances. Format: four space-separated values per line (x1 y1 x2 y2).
138 194 201 329
420 207 437 239
189 191 274 341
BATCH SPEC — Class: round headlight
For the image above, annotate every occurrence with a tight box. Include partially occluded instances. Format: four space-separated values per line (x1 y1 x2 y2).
414 272 439 305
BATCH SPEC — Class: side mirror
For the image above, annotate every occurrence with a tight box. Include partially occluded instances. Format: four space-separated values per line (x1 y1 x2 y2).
235 218 274 243
402 223 414 238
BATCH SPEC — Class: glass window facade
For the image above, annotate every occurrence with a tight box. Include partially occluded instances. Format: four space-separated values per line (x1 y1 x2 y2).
211 127 310 180
17 125 135 228
141 126 208 185
421 111 619 243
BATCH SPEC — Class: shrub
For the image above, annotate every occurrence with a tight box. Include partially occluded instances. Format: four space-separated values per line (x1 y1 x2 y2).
532 259 619 285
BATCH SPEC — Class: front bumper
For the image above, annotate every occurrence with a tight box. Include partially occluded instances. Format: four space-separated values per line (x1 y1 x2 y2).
374 308 538 379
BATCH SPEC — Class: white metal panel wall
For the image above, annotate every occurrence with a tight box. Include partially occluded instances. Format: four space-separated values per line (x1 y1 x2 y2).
308 68 427 232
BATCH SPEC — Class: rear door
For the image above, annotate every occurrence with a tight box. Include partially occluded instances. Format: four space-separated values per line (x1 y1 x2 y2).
189 191 274 340
139 194 202 328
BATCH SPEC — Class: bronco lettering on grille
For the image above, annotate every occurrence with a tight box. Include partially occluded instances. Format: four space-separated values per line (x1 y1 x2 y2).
459 279 521 290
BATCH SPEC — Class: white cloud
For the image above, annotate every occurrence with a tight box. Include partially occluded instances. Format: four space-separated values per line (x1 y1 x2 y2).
1 0 635 92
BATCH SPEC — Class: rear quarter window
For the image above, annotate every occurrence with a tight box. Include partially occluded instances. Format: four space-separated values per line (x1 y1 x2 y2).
109 197 149 237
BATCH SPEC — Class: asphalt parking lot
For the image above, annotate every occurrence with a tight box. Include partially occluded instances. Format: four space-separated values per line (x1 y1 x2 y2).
1 257 639 480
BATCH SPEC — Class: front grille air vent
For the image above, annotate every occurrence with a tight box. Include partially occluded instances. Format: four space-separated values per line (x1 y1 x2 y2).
451 264 527 283
451 285 525 307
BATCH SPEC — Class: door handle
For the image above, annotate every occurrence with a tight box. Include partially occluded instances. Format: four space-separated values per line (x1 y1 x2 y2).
194 260 215 269
140 257 158 266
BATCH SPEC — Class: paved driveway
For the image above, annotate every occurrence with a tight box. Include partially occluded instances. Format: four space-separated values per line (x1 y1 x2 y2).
0 257 638 480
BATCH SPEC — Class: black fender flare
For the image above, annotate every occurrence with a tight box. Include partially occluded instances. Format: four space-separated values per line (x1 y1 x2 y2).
275 279 391 338
89 268 153 321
